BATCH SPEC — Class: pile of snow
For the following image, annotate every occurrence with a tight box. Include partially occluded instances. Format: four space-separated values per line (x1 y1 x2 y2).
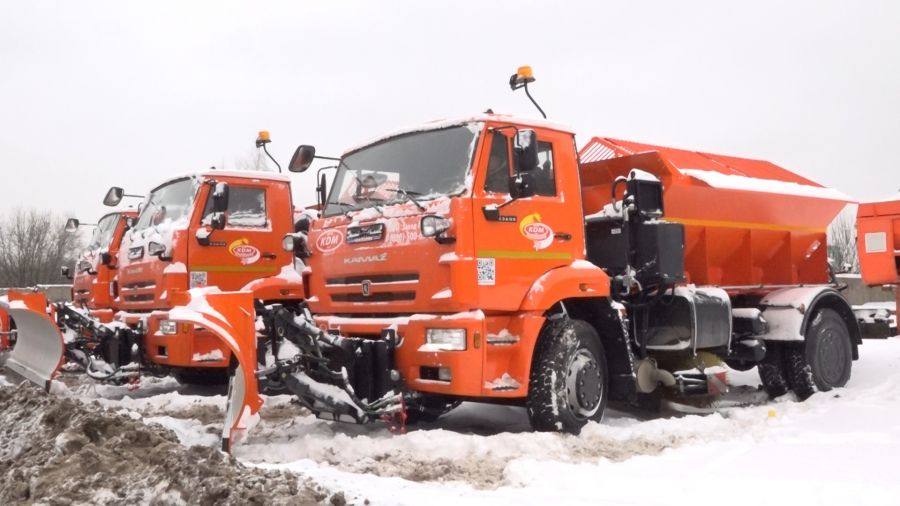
5 335 900 505
0 383 336 505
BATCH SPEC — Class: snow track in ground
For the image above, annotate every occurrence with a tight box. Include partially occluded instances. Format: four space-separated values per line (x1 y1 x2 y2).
4 338 900 505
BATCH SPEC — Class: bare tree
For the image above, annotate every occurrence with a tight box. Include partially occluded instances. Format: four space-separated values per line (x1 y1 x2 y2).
827 206 859 274
229 148 272 172
0 208 82 287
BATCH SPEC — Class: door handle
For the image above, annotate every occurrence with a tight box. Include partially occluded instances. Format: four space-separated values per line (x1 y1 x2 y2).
261 252 278 260
554 232 572 241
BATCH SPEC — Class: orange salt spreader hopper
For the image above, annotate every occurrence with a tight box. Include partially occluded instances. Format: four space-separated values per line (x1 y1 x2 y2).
580 137 853 289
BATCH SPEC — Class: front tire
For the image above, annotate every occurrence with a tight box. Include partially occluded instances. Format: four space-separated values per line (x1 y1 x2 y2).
758 342 790 398
785 308 852 400
527 318 608 433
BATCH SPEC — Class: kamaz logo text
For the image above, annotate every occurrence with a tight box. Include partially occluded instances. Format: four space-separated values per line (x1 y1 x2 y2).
343 253 388 264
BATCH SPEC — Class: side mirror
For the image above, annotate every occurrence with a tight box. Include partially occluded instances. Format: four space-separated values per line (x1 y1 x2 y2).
289 145 316 173
317 172 328 207
60 265 72 280
104 187 125 207
509 172 536 199
65 218 80 233
210 212 226 230
513 129 539 173
212 182 229 213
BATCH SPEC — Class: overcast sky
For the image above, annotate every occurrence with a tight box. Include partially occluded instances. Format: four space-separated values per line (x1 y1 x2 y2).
1 1 898 225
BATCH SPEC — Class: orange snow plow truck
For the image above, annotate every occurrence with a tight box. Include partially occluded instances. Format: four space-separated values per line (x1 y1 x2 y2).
172 70 861 450
856 193 900 337
2 139 306 389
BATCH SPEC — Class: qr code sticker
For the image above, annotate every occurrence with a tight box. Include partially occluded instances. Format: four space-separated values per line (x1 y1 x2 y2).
477 258 495 286
190 271 208 289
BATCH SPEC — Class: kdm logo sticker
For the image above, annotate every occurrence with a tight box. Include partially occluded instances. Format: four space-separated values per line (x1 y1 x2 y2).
316 229 344 253
519 213 554 250
228 238 261 265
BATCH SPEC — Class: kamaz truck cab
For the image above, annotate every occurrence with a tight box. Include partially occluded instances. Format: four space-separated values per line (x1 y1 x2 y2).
110 170 301 381
67 210 138 319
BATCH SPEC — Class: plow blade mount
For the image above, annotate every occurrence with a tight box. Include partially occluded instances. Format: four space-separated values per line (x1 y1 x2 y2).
0 291 65 391
168 289 261 452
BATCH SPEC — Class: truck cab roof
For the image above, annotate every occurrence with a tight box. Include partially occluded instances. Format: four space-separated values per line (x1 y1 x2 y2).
342 113 575 156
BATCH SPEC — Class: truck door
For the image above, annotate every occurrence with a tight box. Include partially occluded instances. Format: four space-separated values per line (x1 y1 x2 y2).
187 179 293 291
471 128 585 311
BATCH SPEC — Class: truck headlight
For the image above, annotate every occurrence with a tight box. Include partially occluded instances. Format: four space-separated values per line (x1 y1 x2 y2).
282 234 296 252
159 319 178 335
420 215 452 237
148 241 167 257
425 328 466 351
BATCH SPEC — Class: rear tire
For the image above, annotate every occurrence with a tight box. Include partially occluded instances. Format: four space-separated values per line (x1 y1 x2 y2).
758 342 790 398
527 318 608 433
784 308 852 400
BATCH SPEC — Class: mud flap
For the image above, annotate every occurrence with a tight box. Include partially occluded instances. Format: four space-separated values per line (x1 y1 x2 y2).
167 288 261 452
0 291 65 392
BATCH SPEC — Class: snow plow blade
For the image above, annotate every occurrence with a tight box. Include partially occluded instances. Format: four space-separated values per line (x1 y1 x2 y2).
0 291 65 392
167 288 262 452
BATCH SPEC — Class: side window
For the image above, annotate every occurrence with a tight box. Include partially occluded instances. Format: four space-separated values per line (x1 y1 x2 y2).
533 141 556 196
201 186 268 228
483 131 511 193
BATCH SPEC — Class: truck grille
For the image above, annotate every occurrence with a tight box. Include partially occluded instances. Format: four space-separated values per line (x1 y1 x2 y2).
331 292 415 303
124 294 155 302
325 273 419 286
326 272 419 304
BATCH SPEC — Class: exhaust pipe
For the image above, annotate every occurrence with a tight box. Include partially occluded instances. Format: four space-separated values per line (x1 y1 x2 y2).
0 291 65 391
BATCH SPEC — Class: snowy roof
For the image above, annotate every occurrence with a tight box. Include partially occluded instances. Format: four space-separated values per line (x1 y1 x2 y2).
342 113 575 156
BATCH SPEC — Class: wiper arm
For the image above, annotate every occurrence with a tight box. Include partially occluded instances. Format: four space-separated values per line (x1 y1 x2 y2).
386 187 426 211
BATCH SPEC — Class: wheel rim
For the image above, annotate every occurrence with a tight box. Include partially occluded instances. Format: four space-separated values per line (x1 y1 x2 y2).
816 325 849 386
565 348 603 419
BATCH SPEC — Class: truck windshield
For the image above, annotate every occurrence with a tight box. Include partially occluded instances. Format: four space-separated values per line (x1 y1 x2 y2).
133 178 199 232
324 125 480 217
87 214 120 251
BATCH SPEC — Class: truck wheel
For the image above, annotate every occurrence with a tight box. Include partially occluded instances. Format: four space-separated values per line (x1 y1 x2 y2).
758 342 790 398
527 318 608 433
785 308 852 400
405 395 460 424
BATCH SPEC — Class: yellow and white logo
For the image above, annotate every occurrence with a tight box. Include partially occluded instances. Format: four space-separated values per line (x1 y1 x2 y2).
519 213 554 251
228 238 261 265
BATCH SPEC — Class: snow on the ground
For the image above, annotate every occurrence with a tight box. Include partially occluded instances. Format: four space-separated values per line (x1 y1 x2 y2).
4 338 900 505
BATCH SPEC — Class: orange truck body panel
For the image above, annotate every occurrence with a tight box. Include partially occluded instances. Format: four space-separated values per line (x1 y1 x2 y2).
114 171 299 370
857 195 900 311
0 308 8 350
857 196 900 287
580 138 850 289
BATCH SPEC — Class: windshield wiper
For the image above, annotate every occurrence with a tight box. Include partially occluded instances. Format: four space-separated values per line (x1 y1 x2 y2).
386 187 426 211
